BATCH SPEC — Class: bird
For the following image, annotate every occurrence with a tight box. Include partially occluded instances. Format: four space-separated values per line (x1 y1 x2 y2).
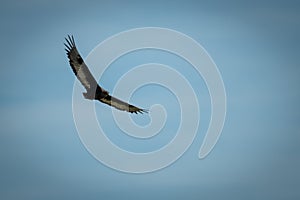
64 35 147 114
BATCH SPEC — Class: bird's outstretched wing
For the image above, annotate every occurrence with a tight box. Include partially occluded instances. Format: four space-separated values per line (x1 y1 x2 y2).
64 35 98 93
65 35 147 114
100 95 147 114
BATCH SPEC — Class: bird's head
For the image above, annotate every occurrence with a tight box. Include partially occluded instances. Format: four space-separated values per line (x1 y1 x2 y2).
95 89 109 100
102 89 109 96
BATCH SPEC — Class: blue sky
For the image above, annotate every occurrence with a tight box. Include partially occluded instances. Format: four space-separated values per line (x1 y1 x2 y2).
0 0 299 199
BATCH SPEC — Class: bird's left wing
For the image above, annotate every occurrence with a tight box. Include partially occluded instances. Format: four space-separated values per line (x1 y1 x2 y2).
64 35 98 92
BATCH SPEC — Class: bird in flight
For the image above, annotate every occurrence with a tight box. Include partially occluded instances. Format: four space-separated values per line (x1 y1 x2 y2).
64 35 147 114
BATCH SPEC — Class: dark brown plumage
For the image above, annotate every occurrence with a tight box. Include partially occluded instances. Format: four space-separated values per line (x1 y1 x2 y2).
65 35 147 114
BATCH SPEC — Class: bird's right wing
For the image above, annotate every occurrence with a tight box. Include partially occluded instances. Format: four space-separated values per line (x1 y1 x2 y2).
100 95 147 114
64 35 98 92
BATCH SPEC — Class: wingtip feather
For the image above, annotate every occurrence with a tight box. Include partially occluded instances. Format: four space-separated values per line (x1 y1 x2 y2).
64 43 71 51
71 35 75 46
64 35 77 53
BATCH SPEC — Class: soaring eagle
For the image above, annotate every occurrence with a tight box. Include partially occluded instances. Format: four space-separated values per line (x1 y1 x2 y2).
64 35 146 114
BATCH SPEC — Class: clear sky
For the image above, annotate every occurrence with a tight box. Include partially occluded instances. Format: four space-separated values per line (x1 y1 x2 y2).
0 0 299 199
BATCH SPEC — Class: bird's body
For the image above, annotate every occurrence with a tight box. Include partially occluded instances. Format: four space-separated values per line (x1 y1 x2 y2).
64 35 146 114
